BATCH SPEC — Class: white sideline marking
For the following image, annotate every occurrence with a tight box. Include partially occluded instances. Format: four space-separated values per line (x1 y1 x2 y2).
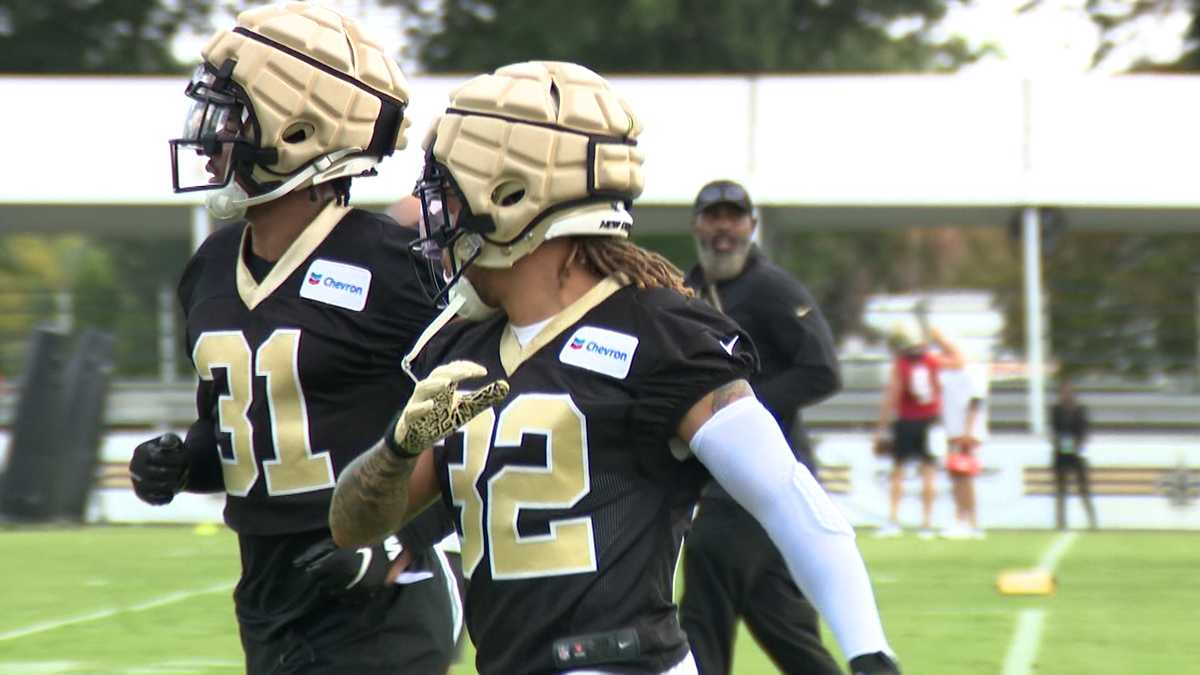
1000 532 1080 675
0 580 235 642
0 663 82 675
1002 609 1046 675
1036 531 1078 572
0 659 243 675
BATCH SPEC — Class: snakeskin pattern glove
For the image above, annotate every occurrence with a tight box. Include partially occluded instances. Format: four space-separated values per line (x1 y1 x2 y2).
386 360 509 458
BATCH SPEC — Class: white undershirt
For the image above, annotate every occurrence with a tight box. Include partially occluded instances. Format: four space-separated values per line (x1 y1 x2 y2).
509 316 555 347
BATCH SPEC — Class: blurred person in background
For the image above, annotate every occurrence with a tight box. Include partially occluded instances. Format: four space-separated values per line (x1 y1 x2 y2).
127 5 459 673
1051 379 1098 530
874 322 964 538
679 179 844 675
938 349 989 539
329 61 899 675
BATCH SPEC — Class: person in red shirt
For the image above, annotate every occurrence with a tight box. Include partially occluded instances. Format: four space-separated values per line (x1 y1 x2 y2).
874 323 964 538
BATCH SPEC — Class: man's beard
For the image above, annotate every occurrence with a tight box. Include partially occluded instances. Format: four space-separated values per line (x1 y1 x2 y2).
695 238 752 282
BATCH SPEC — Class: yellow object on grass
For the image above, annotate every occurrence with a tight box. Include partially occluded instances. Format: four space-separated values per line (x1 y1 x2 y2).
996 568 1056 595
193 522 220 537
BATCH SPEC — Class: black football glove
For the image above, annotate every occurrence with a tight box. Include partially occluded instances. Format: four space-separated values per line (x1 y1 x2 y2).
129 433 190 506
293 535 404 600
849 652 901 675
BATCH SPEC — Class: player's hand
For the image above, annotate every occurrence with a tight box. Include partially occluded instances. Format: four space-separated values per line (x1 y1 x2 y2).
387 360 509 458
129 433 190 505
914 299 931 331
293 535 404 600
849 651 901 674
872 434 893 458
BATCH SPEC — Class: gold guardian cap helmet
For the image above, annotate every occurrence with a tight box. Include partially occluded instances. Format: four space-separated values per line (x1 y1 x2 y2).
169 2 411 219
411 61 645 304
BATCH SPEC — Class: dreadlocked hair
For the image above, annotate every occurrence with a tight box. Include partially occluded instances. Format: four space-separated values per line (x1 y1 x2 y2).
566 237 694 298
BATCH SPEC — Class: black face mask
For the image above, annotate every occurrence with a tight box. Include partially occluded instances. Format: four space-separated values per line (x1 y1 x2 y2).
408 157 484 307
169 61 277 195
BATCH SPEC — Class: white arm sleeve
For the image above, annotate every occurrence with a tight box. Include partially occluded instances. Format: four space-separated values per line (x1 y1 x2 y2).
689 396 892 661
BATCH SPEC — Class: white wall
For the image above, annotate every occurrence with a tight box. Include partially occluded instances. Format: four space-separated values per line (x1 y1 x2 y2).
821 432 1200 531
6 74 1200 208
3 430 1193 528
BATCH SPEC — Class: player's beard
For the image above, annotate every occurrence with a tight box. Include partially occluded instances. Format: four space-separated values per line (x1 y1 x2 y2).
695 237 753 282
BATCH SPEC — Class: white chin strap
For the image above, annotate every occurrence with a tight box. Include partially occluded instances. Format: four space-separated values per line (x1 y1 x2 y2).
205 149 360 221
400 277 499 383
448 275 499 322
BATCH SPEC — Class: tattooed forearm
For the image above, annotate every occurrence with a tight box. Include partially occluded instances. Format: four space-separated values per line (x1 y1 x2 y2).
329 440 418 548
711 379 753 414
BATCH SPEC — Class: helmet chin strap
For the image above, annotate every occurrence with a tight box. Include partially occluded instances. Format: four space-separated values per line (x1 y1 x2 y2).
205 149 360 221
400 277 500 383
449 275 500 322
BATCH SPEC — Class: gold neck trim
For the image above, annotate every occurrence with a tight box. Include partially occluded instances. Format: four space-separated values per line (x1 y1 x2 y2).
498 276 627 376
235 201 352 310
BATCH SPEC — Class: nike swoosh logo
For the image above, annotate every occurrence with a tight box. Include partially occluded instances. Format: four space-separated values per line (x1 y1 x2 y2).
720 335 739 355
346 547 372 589
795 305 811 318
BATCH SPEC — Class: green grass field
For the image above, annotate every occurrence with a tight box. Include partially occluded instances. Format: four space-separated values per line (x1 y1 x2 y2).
0 526 1196 674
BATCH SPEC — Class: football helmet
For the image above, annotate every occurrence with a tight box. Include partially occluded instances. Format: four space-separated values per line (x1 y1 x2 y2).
410 61 644 307
169 2 411 219
887 322 924 354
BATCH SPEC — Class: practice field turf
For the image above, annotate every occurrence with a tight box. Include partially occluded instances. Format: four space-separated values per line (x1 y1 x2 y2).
0 527 1195 674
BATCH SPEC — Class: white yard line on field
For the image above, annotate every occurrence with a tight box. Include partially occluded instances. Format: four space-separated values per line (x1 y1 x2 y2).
1036 531 1079 572
0 579 235 642
1001 609 1047 675
1000 532 1081 675
0 658 244 675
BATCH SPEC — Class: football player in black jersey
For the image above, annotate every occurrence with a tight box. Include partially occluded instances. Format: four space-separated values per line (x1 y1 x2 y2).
329 61 901 675
128 4 459 673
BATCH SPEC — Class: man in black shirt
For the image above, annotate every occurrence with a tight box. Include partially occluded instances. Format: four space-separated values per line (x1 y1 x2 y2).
1050 379 1098 530
680 180 843 675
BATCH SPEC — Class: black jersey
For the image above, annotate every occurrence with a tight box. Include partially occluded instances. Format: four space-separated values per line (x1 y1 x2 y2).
179 204 438 535
415 278 756 675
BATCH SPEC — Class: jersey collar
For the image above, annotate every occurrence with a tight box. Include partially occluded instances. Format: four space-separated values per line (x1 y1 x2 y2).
235 201 353 310
498 275 627 376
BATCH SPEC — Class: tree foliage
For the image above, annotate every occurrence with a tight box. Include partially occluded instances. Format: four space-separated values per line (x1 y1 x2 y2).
1040 233 1200 377
389 0 977 73
1159 0 1200 70
0 0 216 74
0 234 191 379
1025 0 1200 72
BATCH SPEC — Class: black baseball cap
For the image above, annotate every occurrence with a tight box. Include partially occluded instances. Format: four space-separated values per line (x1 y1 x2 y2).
693 179 753 214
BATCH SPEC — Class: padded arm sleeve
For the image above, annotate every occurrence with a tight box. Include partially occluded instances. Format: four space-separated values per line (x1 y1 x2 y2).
689 397 892 661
